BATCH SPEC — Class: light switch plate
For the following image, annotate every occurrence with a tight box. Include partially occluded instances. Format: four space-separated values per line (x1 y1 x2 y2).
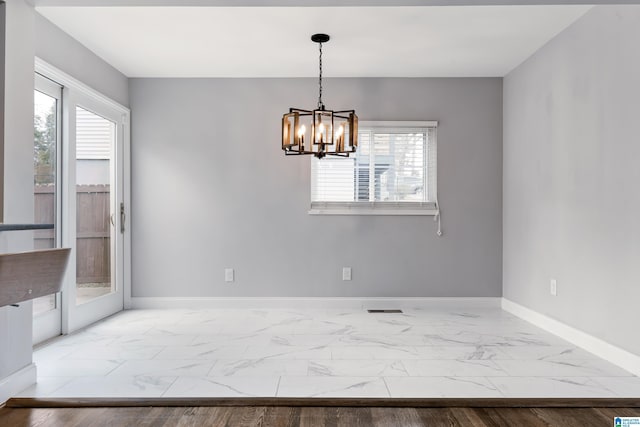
342 267 352 281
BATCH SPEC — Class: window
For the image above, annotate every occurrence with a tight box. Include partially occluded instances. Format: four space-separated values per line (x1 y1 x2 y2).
311 121 437 215
33 73 62 316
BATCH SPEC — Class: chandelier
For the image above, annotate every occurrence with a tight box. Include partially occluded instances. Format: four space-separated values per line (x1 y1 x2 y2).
282 34 358 159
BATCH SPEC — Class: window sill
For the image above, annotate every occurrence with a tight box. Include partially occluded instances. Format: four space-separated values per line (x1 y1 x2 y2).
309 202 438 216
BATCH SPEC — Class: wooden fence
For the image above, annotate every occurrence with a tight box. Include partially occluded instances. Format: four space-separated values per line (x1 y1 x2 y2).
34 184 111 284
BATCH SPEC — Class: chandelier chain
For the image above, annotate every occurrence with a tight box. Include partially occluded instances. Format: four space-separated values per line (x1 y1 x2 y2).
318 42 323 109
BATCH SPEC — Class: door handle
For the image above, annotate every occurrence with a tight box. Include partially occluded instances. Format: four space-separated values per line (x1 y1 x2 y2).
120 202 126 233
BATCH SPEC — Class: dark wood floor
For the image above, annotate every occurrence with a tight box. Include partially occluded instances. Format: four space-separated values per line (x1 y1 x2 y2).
1 405 639 427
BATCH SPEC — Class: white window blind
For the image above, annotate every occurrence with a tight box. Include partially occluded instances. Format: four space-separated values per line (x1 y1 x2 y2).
76 107 114 160
311 121 437 215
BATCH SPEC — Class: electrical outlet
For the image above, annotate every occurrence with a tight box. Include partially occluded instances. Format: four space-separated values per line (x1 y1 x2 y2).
225 268 234 283
342 267 352 281
550 279 557 296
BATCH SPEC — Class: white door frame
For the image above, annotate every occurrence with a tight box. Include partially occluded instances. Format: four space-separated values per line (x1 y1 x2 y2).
64 91 124 331
32 73 63 344
35 58 131 334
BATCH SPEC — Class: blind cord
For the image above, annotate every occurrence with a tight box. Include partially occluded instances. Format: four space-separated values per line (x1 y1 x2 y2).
434 198 442 237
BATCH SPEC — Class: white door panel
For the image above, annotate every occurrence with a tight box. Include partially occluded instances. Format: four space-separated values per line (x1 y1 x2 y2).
33 61 130 340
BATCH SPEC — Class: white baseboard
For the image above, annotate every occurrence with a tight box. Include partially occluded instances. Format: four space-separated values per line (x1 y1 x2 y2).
502 298 640 377
0 363 36 404
130 297 501 310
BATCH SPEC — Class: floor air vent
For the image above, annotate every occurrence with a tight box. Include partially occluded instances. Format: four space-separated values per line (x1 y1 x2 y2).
367 309 403 313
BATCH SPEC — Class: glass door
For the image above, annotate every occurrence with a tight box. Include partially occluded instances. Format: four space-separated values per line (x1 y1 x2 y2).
63 92 125 332
32 61 130 339
32 74 63 344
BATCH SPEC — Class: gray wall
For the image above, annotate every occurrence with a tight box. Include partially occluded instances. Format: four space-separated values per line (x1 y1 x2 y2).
0 0 35 389
503 5 640 356
35 13 129 107
0 1 5 221
130 77 503 298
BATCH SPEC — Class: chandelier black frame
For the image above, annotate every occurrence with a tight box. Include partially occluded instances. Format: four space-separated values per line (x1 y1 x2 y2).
282 34 358 159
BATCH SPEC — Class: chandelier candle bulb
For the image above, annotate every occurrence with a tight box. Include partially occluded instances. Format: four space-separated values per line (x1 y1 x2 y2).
336 125 344 151
298 125 305 148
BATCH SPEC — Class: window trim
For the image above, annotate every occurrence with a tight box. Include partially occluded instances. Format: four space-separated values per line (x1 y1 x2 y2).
309 120 438 216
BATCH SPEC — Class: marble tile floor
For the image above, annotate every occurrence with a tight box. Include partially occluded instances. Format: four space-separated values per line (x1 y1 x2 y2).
18 307 640 399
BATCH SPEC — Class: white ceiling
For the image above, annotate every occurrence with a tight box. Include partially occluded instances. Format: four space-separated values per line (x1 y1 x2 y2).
36 5 592 78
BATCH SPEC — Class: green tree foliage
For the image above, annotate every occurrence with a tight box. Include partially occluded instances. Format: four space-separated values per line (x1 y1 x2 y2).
34 105 56 184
